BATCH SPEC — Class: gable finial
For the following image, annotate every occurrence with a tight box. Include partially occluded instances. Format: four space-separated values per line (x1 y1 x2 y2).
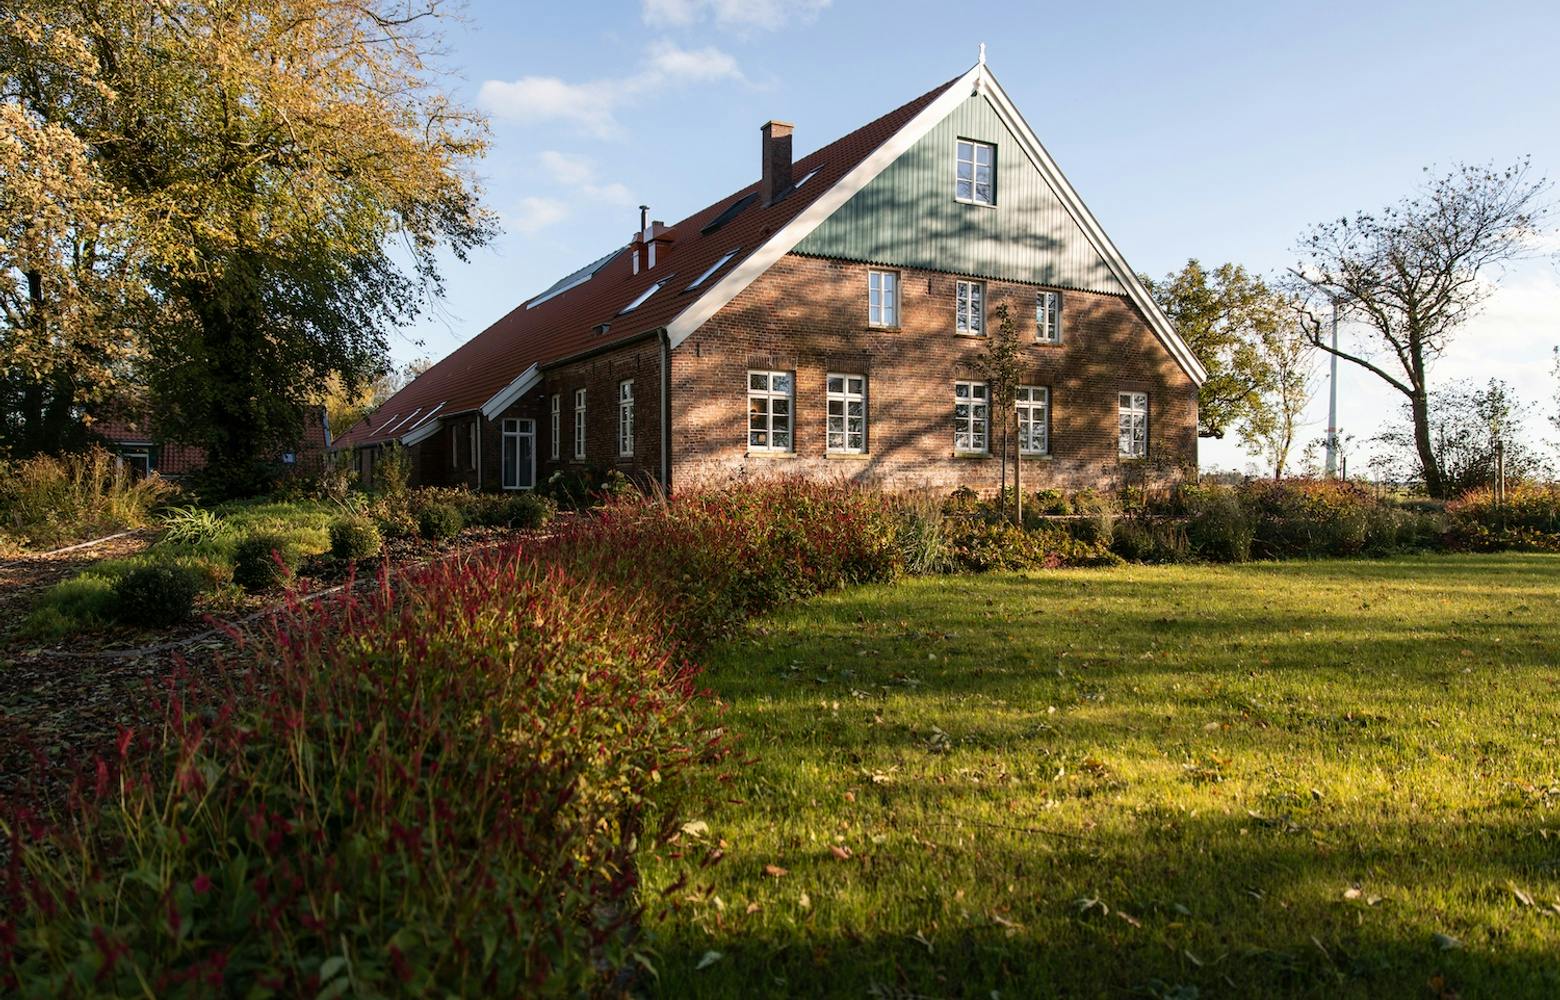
978 42 986 66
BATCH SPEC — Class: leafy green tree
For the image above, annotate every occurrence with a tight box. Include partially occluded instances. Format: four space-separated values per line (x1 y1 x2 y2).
1374 378 1549 495
1237 322 1315 479
2 1 493 489
1144 261 1291 441
1291 161 1551 498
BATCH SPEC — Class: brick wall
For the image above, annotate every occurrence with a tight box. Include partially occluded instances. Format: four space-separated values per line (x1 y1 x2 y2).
670 253 1197 493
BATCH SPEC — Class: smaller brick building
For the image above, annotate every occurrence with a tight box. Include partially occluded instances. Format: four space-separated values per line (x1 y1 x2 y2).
336 57 1204 494
92 408 332 480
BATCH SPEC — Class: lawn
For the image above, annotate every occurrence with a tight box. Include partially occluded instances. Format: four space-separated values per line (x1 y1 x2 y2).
642 554 1560 999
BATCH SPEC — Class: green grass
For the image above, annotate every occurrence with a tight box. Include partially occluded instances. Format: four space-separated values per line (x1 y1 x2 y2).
643 554 1560 999
16 499 336 638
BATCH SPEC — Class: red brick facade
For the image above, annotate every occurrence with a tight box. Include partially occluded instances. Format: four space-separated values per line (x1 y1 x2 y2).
668 254 1197 492
387 253 1196 496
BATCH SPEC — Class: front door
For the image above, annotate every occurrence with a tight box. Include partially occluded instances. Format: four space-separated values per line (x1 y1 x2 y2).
501 418 535 490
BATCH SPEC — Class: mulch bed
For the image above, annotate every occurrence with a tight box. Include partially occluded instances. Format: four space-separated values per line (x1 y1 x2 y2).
0 523 557 810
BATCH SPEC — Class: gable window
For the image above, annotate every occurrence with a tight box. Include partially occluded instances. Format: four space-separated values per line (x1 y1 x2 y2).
549 394 560 460
573 389 587 460
1016 386 1050 455
618 379 635 457
955 280 984 336
868 270 898 327
1119 392 1149 458
826 374 867 454
747 371 793 453
954 380 989 454
1037 290 1062 343
956 139 995 205
500 418 535 490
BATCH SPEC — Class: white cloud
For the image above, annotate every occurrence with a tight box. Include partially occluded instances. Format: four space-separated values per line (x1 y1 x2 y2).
479 40 744 138
642 0 832 32
507 196 571 233
536 152 636 206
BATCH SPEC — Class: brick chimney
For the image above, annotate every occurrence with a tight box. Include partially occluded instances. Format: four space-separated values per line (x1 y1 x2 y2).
760 120 794 206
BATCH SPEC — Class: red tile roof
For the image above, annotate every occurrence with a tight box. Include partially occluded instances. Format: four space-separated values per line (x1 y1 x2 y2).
336 74 961 447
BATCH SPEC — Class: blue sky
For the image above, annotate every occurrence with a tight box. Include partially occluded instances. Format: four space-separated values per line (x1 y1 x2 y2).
407 0 1560 472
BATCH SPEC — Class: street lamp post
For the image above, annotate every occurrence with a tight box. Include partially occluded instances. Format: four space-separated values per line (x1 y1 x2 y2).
1324 298 1340 478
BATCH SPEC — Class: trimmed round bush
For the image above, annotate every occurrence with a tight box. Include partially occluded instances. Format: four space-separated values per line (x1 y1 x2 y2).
503 492 555 530
1186 488 1254 563
329 516 382 561
417 502 463 541
111 564 200 627
232 532 299 593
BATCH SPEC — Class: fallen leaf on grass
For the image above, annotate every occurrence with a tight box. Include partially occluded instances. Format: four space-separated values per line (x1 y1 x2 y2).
829 844 853 861
696 950 723 970
1508 882 1534 907
745 902 761 915
681 820 710 838
798 891 811 910
1433 932 1463 951
763 864 788 878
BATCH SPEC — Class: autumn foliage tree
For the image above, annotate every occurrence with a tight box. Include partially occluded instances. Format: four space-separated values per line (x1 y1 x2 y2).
2 1 493 487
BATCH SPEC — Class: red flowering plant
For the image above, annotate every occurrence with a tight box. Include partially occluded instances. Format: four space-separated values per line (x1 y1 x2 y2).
1 479 905 996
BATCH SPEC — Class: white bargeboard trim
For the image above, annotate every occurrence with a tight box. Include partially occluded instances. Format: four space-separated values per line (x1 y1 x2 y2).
480 363 542 422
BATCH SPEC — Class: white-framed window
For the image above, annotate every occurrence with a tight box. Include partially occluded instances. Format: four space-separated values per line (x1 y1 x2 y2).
955 139 995 205
450 424 459 469
1119 391 1149 458
868 270 898 327
954 380 989 453
500 418 535 490
549 394 560 460
747 370 793 452
1037 290 1062 344
620 278 667 314
573 388 586 460
1016 386 1049 455
618 379 634 457
826 374 867 454
956 280 984 336
467 421 478 470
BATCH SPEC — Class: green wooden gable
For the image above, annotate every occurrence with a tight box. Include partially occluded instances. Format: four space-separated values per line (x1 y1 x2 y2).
793 93 1126 296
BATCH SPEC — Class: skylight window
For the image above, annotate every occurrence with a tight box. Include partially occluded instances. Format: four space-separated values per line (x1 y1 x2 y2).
792 168 820 190
526 245 624 310
700 192 758 235
620 276 672 314
686 249 740 291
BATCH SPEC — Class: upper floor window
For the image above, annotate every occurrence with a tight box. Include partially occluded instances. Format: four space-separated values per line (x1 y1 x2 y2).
618 380 635 457
868 270 898 327
956 139 995 205
954 380 989 454
1016 386 1049 455
1037 290 1062 344
826 374 867 454
956 280 984 336
573 389 587 460
1119 392 1148 458
747 371 793 453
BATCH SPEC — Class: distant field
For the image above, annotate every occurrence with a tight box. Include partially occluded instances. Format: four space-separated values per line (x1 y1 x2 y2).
643 554 1560 999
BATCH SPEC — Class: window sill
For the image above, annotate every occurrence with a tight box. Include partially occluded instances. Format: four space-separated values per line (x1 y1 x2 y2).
1019 453 1054 461
954 331 986 339
952 451 992 460
865 324 901 333
1117 454 1149 463
1034 340 1063 348
747 451 796 459
826 452 870 461
954 198 998 209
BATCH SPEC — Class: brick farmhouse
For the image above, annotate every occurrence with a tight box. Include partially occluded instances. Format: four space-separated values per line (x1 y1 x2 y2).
334 58 1206 494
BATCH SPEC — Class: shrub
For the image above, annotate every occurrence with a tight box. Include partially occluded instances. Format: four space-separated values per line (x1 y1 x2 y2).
0 448 175 551
110 564 200 628
545 467 597 509
1185 487 1253 563
947 519 1115 572
417 502 464 541
1237 479 1375 559
1110 517 1191 564
231 532 299 592
598 470 641 504
329 516 382 561
1031 488 1072 515
891 491 952 575
503 492 556 530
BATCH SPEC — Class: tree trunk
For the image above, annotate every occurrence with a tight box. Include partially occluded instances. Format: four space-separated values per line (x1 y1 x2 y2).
1013 412 1022 525
998 419 1008 520
1410 390 1446 498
